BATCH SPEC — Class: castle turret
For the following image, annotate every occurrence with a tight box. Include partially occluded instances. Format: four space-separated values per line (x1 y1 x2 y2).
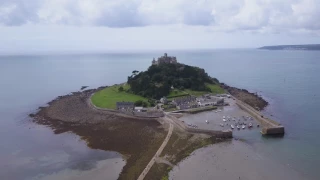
152 53 177 65
152 58 157 65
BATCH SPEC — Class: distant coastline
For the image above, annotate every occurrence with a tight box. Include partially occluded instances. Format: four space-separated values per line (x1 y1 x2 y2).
259 44 320 51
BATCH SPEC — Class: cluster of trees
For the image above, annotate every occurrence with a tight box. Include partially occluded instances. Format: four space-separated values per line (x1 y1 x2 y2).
127 63 218 99
134 100 148 107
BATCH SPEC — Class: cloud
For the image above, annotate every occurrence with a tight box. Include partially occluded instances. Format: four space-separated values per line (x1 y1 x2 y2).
0 0 42 25
0 0 320 33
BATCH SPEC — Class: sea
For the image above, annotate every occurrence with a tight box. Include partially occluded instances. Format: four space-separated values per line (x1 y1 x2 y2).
0 49 319 180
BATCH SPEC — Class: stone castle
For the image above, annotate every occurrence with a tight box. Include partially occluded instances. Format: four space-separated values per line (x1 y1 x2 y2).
152 53 177 65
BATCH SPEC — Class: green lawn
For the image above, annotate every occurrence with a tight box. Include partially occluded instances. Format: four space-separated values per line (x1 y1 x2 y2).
167 89 189 98
205 83 225 94
91 84 147 109
168 83 225 97
184 89 208 96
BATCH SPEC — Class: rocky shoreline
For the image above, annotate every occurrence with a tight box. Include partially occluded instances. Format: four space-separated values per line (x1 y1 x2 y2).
221 83 268 110
30 86 168 180
29 83 269 179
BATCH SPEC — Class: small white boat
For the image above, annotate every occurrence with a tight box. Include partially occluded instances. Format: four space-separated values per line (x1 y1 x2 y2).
220 123 224 127
223 118 226 122
206 120 209 124
215 111 218 113
237 125 240 129
242 125 245 129
248 123 253 128
223 116 225 119
231 125 234 129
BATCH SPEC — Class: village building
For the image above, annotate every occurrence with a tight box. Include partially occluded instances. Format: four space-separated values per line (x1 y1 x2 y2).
197 96 224 107
116 102 134 111
134 106 148 112
152 53 178 65
172 96 197 110
160 97 168 104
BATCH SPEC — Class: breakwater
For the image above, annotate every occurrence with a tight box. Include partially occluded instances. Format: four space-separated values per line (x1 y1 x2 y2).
235 98 285 135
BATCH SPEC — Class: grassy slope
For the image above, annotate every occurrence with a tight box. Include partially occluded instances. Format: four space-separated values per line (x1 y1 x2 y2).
91 84 148 109
167 83 225 98
92 83 224 109
206 83 225 94
167 89 189 97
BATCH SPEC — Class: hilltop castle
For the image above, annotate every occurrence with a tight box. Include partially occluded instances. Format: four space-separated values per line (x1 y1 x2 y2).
152 53 177 65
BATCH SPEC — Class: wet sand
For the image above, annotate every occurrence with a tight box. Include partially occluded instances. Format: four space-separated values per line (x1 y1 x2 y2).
31 157 125 180
30 88 167 180
170 140 308 180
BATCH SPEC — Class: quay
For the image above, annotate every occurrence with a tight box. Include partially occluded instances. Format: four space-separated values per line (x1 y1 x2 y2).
235 97 285 135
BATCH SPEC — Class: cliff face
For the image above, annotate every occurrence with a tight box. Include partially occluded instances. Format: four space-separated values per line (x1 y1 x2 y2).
221 83 268 111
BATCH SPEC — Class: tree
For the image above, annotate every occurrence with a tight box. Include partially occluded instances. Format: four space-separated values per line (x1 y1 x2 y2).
134 100 143 106
142 101 148 107
127 63 216 98
118 86 124 92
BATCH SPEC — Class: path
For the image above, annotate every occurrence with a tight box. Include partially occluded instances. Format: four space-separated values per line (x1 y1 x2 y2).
137 123 173 180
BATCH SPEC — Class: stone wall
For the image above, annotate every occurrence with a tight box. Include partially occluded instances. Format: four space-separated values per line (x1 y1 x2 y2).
166 114 233 138
235 98 285 135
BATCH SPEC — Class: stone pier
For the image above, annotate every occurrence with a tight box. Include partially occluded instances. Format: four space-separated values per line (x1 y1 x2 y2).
235 98 285 135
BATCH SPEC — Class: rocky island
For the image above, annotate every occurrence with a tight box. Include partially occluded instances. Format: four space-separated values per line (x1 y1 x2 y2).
30 53 283 180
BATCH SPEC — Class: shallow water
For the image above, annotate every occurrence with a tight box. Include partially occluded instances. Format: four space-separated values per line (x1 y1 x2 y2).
0 49 319 179
169 140 307 180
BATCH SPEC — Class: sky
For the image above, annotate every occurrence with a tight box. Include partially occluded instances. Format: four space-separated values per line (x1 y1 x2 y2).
0 0 320 54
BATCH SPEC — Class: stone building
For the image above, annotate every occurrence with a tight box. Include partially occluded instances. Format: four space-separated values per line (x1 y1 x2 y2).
197 97 224 107
116 102 134 111
152 53 178 65
160 97 168 104
172 96 197 110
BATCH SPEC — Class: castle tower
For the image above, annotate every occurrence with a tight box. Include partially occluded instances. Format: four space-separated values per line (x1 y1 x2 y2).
152 58 157 65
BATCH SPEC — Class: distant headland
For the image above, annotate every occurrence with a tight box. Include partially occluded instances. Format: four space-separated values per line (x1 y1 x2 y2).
259 44 320 50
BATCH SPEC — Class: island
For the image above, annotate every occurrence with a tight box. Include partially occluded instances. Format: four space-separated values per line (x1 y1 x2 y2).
30 53 284 180
259 44 320 50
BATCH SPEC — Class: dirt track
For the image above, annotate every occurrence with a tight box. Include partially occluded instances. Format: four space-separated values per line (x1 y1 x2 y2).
137 123 173 180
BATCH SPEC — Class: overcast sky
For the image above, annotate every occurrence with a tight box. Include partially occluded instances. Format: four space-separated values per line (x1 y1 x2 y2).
0 0 319 54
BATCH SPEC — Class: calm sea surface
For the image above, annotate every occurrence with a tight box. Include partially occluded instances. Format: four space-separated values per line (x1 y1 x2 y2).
0 49 319 179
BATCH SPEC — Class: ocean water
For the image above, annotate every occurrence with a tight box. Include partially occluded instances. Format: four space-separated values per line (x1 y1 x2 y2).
0 49 319 179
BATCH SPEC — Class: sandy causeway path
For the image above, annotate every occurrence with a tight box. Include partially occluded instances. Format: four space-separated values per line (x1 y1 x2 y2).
137 123 173 180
